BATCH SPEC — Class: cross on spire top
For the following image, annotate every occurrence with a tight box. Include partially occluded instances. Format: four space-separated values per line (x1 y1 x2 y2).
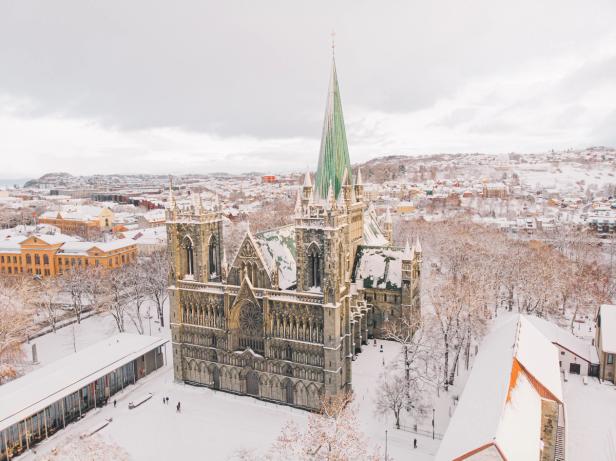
331 30 336 56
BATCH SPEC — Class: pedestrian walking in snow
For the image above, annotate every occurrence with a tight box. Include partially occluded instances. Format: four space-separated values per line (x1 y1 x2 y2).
166 397 169 404
113 400 117 408
176 401 181 412
380 344 383 353
163 397 165 404
414 438 417 449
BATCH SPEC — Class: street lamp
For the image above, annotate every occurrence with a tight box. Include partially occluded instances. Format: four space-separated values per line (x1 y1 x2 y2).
385 429 388 460
432 408 435 439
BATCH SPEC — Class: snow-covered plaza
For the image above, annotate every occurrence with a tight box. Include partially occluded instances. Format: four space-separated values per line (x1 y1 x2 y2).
16 307 445 461
8 297 614 461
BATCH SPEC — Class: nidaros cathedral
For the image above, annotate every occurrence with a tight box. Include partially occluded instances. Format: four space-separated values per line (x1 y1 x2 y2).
166 56 422 410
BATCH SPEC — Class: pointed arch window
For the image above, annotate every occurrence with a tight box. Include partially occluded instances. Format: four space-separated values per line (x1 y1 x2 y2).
208 235 219 279
338 243 344 280
183 236 194 276
307 244 321 288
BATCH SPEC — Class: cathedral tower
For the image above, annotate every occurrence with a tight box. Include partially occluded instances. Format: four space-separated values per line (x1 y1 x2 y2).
294 55 362 397
165 50 414 412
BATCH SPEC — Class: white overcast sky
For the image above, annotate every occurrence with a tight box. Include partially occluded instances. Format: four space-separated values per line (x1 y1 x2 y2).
1 0 616 179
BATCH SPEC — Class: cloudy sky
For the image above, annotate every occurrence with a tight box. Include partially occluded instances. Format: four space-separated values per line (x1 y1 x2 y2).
1 0 615 179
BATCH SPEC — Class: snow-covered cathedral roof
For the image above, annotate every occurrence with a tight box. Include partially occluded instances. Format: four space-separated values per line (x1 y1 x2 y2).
254 225 297 290
363 203 389 246
353 246 404 290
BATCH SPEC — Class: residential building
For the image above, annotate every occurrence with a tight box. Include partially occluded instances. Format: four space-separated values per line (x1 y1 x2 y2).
527 315 599 376
596 304 616 383
118 226 167 255
38 206 114 236
482 182 508 198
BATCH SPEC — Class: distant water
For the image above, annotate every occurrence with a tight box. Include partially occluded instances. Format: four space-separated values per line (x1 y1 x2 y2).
0 178 31 188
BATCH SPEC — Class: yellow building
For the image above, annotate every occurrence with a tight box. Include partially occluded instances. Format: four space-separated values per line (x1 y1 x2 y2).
397 201 416 214
39 207 114 236
0 234 136 277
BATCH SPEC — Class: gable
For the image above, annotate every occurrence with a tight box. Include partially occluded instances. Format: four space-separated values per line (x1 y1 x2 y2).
231 233 268 270
229 276 261 327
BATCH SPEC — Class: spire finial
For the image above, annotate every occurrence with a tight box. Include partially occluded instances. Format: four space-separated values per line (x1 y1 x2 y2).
403 239 412 259
168 175 176 209
294 189 302 216
331 30 336 57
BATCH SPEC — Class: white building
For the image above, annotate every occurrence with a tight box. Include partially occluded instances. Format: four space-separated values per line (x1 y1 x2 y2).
527 315 599 376
437 315 565 461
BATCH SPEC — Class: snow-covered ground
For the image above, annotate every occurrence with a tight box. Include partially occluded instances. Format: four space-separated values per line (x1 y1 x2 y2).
16 304 453 460
22 300 169 368
21 336 447 460
564 374 616 461
18 303 608 461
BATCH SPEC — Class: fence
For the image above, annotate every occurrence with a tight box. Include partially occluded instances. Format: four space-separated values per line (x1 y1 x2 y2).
396 423 444 440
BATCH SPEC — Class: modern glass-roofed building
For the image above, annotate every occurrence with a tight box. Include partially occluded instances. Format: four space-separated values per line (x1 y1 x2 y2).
0 334 167 460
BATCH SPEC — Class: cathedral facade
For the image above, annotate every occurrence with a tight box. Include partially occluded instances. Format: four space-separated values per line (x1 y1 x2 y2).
167 58 422 410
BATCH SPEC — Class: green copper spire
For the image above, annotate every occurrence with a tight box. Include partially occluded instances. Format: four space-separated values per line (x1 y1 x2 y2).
315 58 352 200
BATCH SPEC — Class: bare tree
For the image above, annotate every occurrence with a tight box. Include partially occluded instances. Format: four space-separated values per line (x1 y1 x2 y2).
125 261 149 335
83 266 107 315
61 265 89 323
36 276 62 332
106 266 130 333
146 249 169 327
374 371 407 429
383 309 427 398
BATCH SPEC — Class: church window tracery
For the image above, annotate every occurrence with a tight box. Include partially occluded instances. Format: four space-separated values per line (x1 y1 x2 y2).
307 244 321 288
209 235 219 279
183 236 194 276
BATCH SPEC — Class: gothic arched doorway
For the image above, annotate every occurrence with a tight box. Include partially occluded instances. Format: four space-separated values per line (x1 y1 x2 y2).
284 379 294 405
212 367 220 390
246 370 259 396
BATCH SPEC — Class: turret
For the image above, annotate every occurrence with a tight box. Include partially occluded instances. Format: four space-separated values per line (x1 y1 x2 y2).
383 207 393 245
271 260 280 290
354 168 364 202
221 248 228 282
167 175 177 220
401 238 419 325
341 168 352 209
302 171 313 207
294 189 303 216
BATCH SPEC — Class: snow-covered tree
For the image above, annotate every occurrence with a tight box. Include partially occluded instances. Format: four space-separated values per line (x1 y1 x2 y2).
269 392 381 461
61 266 89 323
36 276 62 332
106 266 131 333
125 261 149 335
0 276 36 383
39 434 130 461
374 371 407 429
145 249 169 327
